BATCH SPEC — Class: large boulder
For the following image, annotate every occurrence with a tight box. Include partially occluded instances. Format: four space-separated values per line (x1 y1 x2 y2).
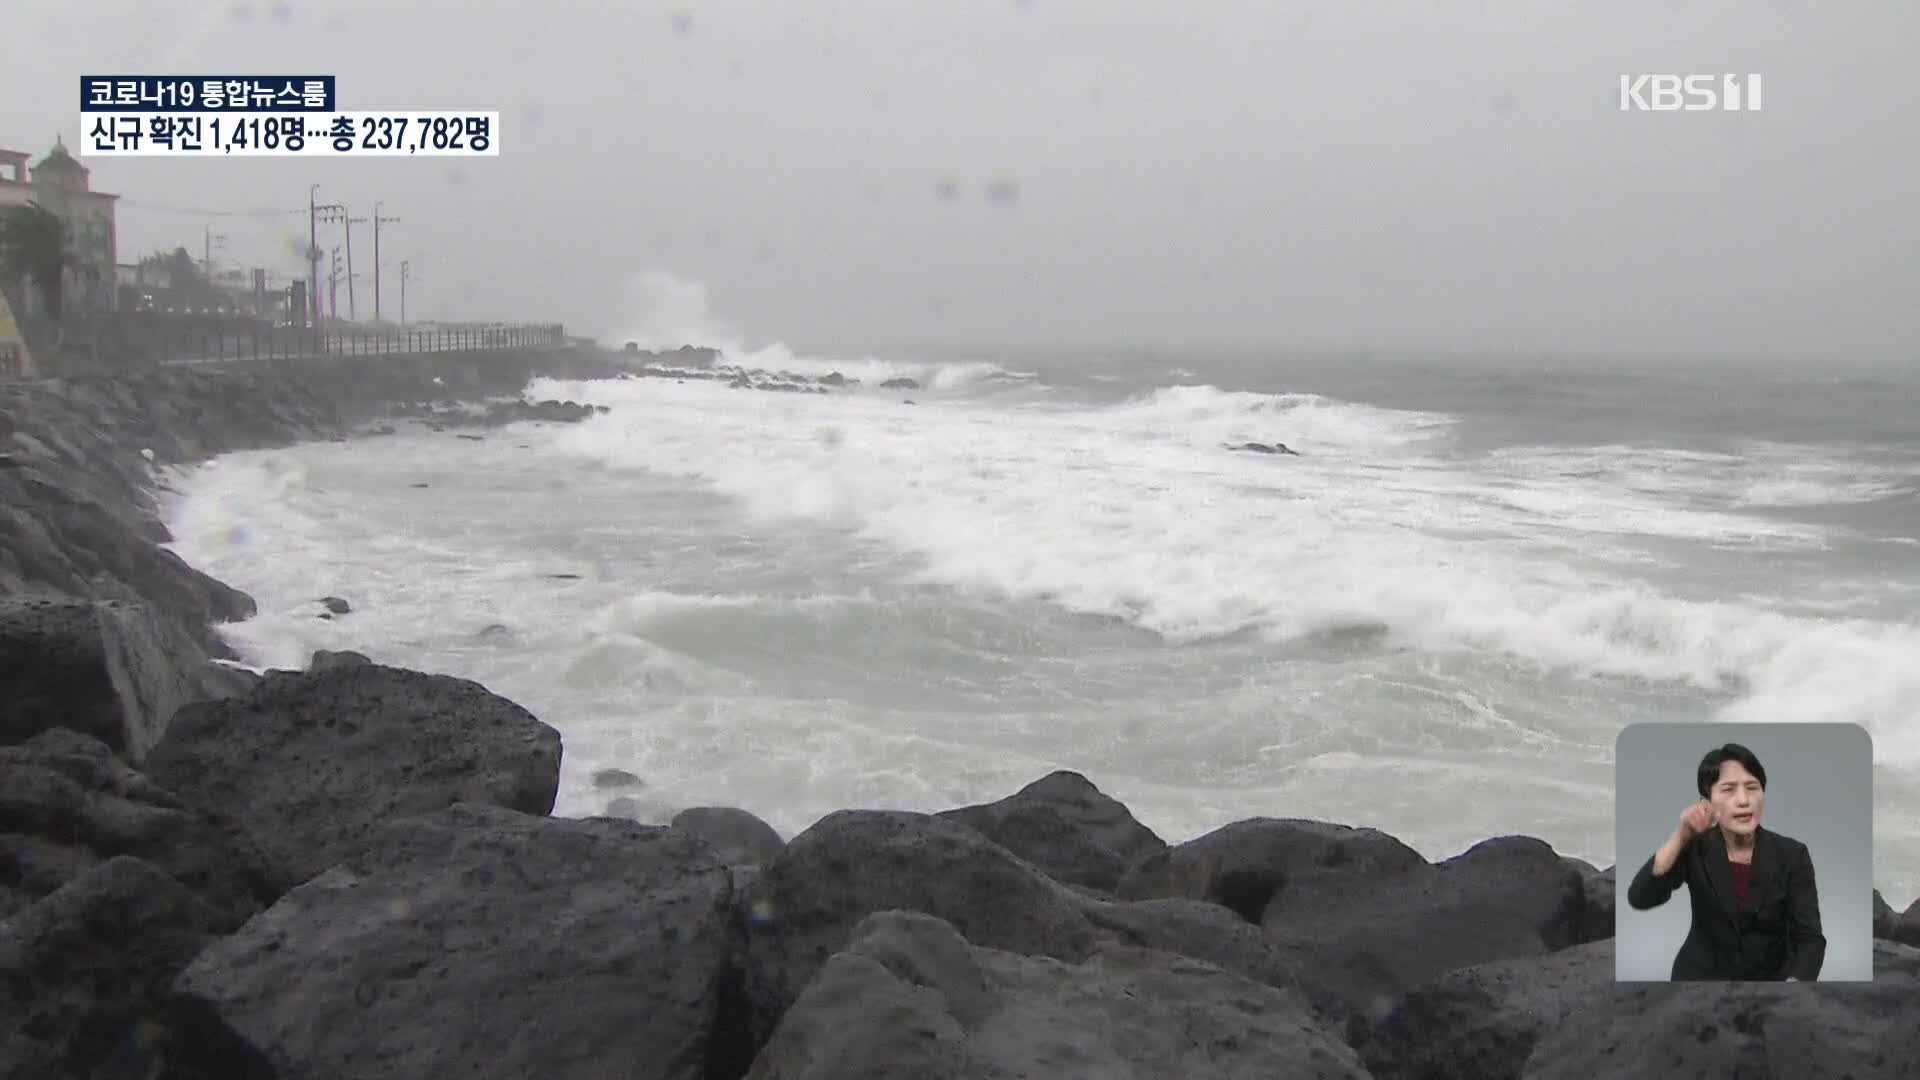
1259 836 1587 1020
670 806 786 866
0 856 231 1080
169 804 749 1080
0 727 274 926
0 595 245 757
306 648 371 672
1872 889 1920 946
1078 896 1338 1016
1574 862 1616 942
1347 940 1615 1080
938 770 1165 894
1117 817 1427 921
744 910 1371 1079
742 810 1099 1046
143 663 562 893
0 462 256 659
1521 941 1920 1079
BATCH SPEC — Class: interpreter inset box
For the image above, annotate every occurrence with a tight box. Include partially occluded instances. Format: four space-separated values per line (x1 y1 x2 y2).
1614 722 1874 983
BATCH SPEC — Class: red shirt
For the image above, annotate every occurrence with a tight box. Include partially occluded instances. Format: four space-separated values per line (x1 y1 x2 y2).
1729 860 1753 908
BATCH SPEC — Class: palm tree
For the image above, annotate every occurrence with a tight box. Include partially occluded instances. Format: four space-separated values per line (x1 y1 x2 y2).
138 246 219 308
0 202 74 323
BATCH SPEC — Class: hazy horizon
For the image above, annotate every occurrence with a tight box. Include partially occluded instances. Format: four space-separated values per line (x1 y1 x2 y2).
7 1 1918 361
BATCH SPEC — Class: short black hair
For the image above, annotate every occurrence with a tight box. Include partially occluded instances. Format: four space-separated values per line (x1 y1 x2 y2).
1697 743 1767 798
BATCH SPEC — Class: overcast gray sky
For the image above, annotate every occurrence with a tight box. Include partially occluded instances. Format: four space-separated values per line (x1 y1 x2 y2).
6 1 1917 357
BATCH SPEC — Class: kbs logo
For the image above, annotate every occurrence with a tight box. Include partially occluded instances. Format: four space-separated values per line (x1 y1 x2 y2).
1619 74 1763 112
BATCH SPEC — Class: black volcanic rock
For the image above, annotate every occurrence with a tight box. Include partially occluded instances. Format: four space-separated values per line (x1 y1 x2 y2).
169 804 746 1080
478 398 598 426
1873 889 1920 946
0 856 231 1080
1117 816 1426 921
742 910 1370 1079
1347 939 1615 1080
741 809 1099 1046
143 663 562 893
0 727 274 927
670 806 786 866
1521 941 1920 1079
1573 861 1616 942
0 595 249 757
0 460 257 638
939 770 1165 894
1257 835 1587 1019
306 648 371 672
591 767 643 789
1078 896 1332 1012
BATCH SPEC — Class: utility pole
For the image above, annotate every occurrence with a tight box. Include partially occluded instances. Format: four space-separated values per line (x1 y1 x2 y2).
372 201 399 323
306 187 347 327
399 260 413 325
306 184 319 327
202 227 226 278
314 201 346 323
342 213 366 321
328 247 342 323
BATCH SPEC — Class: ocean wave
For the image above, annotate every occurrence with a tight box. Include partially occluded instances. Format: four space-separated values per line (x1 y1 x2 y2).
1487 443 1916 510
1104 383 1456 449
529 373 1920 762
598 268 1033 393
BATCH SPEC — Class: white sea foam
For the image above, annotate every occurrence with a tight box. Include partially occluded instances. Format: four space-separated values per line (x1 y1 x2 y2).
604 269 1031 392
1486 443 1915 510
524 374 1920 763
151 279 1920 906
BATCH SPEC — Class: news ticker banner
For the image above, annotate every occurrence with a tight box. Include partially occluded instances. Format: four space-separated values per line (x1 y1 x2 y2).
80 75 498 157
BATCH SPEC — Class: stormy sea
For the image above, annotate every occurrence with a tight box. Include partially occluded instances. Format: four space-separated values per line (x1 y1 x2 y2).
158 297 1920 906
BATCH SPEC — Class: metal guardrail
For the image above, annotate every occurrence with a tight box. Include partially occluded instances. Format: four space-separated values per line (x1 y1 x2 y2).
153 322 569 366
16 311 566 369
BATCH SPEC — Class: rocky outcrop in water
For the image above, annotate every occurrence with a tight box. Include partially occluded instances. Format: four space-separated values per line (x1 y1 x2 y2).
670 806 787 867
386 397 609 430
623 359 896 396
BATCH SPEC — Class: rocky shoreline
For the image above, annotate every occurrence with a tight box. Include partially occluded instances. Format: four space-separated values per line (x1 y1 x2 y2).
3 348 1920 1078
0 346 641 757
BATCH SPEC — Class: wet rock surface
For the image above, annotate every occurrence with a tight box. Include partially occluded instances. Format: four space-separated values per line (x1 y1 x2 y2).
168 805 744 1080
0 738 1911 1079
142 663 563 894
0 727 275 927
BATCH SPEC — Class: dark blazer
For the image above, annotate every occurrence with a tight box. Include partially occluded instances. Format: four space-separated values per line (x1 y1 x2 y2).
1627 825 1825 981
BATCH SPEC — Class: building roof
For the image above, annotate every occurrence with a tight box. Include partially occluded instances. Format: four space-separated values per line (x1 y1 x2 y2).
32 138 85 175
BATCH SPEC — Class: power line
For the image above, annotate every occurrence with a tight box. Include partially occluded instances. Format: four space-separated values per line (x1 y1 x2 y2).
115 197 307 219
